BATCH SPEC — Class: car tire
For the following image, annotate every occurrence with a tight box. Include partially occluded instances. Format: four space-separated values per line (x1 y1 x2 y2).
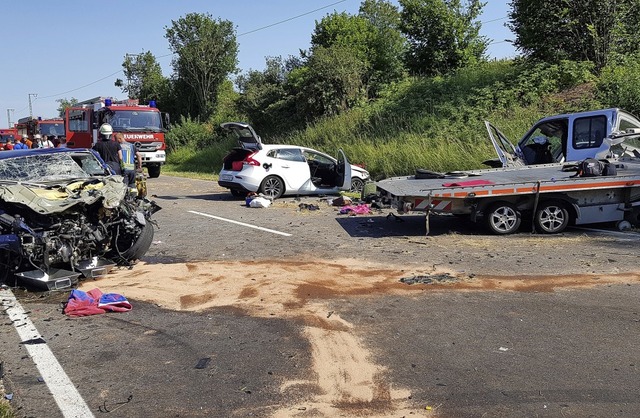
350 178 365 193
147 166 161 178
534 200 570 234
259 175 285 199
119 222 155 261
483 201 521 235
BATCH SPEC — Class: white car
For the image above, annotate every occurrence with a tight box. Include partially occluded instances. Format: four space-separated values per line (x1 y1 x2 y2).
217 122 370 199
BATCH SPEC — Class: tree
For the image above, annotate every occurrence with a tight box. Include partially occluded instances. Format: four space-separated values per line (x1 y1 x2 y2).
56 97 78 118
115 51 169 105
508 0 640 70
359 0 407 94
165 13 238 120
311 3 406 98
292 45 366 120
399 0 488 76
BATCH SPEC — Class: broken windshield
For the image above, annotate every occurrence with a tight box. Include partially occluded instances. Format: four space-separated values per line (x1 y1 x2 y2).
0 153 93 182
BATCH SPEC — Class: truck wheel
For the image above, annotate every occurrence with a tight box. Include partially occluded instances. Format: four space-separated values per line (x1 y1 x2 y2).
484 202 521 235
534 200 569 234
147 166 161 178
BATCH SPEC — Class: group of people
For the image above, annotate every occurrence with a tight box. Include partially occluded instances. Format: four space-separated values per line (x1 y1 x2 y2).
93 123 143 188
1 134 65 151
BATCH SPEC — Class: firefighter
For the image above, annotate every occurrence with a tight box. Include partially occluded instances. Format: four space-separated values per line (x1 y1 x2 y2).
93 123 122 174
13 136 28 150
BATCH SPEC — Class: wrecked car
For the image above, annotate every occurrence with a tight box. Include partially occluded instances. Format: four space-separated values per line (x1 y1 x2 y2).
218 122 369 198
0 148 160 290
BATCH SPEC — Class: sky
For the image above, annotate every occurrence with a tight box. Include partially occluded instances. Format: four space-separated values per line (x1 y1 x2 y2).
0 0 516 125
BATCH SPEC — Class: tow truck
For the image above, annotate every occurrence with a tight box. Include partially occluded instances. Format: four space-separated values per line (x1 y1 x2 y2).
64 97 170 178
376 108 640 234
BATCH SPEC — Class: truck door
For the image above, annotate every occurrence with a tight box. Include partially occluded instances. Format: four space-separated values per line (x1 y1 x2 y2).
65 108 93 148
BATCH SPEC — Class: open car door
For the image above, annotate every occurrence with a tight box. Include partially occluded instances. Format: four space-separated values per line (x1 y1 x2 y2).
336 149 352 191
484 121 526 168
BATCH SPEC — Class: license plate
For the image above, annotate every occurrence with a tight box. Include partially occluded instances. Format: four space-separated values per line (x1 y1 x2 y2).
221 174 233 181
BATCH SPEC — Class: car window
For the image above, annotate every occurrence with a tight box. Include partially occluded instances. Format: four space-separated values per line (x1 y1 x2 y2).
303 150 334 165
573 115 606 149
271 148 305 162
520 118 568 163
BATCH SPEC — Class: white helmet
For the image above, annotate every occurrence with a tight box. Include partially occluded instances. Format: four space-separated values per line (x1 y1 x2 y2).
99 123 113 136
34 134 42 139
22 134 28 139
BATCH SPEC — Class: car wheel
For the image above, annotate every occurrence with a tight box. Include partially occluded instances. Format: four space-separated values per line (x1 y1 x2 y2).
259 175 285 199
147 166 161 178
350 178 365 193
117 222 155 261
483 202 521 235
534 200 570 234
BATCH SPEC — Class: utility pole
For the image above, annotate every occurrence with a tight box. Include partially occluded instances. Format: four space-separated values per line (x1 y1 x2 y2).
6 108 14 127
28 93 38 118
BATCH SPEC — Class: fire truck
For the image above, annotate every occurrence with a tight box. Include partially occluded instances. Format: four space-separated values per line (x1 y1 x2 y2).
16 117 65 145
64 96 169 178
0 127 18 150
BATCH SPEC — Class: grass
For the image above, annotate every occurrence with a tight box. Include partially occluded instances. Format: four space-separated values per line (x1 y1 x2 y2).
0 400 14 418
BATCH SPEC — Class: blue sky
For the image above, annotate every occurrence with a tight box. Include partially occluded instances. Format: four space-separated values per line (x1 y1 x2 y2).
1 0 516 124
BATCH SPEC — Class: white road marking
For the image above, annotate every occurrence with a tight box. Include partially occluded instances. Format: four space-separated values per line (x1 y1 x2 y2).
188 210 292 236
0 288 95 418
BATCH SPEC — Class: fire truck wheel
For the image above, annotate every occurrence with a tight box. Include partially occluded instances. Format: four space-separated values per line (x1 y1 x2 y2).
147 166 161 178
483 201 521 235
534 200 570 234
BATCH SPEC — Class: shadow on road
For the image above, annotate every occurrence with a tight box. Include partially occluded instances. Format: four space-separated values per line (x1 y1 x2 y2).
335 213 479 237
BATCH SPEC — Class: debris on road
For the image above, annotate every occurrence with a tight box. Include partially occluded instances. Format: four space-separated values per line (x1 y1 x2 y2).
63 288 132 317
400 273 457 285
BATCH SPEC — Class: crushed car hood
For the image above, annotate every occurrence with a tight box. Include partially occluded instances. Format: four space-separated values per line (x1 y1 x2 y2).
0 177 127 214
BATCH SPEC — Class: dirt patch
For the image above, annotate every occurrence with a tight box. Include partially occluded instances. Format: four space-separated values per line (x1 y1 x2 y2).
80 258 640 417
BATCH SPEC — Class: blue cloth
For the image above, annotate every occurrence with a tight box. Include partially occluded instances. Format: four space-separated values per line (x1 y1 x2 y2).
13 142 28 150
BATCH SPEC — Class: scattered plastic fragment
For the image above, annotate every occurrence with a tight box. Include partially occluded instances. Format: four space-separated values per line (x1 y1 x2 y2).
499 347 509 351
195 357 211 369
4 393 13 401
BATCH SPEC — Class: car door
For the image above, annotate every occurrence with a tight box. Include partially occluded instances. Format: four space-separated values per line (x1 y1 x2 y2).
336 149 352 191
267 147 311 192
485 121 526 167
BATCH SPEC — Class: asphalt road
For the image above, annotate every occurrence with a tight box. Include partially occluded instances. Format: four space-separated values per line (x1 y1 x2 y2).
1 175 639 418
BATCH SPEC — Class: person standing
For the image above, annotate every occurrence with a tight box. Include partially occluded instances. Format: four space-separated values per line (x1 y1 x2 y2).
4 138 14 150
13 136 28 150
42 135 55 148
33 134 43 148
22 134 33 149
92 124 122 175
114 132 142 187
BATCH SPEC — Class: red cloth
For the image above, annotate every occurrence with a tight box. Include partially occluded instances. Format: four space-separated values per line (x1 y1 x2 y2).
64 288 132 317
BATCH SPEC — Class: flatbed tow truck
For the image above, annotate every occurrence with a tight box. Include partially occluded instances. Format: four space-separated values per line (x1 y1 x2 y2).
376 108 640 234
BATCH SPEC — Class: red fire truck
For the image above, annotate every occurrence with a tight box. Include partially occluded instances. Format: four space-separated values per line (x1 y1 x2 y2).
16 117 65 145
65 96 169 178
0 127 18 150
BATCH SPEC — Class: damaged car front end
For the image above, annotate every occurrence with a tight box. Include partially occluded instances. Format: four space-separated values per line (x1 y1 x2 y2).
0 148 160 290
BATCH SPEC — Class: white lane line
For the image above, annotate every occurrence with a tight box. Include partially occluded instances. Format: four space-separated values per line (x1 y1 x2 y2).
188 210 292 236
0 289 95 418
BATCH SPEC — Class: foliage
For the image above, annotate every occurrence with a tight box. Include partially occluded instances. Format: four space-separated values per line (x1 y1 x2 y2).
358 0 407 96
399 0 488 76
508 0 640 70
596 54 640 116
165 115 213 152
116 51 171 109
56 97 78 118
165 13 239 120
291 45 367 120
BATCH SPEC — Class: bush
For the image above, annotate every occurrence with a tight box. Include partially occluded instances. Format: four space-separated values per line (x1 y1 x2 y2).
597 55 640 116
